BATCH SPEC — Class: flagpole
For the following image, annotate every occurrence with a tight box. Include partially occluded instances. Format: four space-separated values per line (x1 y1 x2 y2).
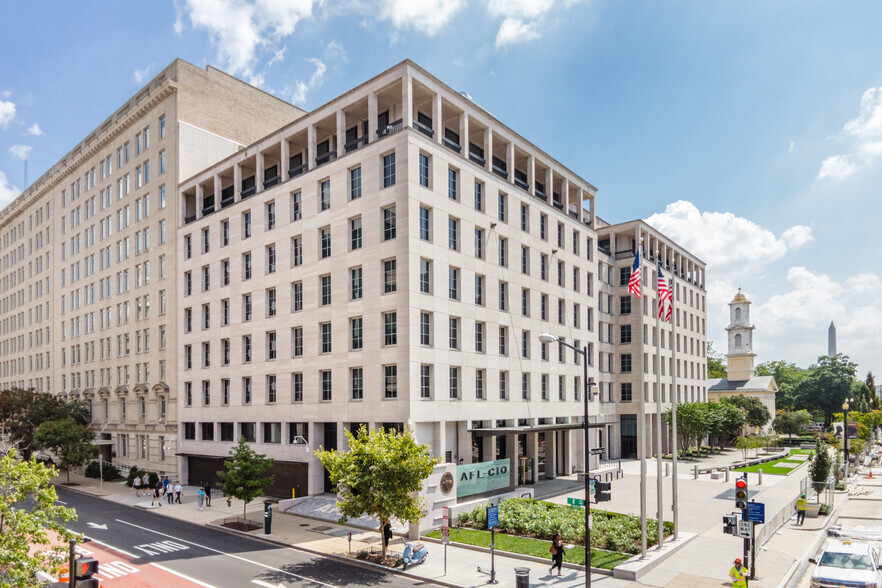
654 252 664 551
637 237 647 559
670 256 679 541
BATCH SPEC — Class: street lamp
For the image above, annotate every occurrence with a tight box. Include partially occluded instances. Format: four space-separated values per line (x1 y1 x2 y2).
842 399 851 481
538 332 595 588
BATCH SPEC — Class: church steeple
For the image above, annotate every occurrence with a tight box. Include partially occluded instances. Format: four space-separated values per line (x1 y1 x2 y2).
726 289 756 381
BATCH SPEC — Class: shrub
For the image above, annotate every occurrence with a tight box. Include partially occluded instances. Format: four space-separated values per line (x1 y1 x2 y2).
126 468 145 487
147 471 159 487
84 461 101 478
101 463 121 481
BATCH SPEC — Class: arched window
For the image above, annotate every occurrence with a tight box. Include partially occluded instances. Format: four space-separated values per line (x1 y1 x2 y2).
735 334 742 347
734 308 742 320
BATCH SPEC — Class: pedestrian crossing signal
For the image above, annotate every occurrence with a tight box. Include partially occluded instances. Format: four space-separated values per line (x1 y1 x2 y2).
735 478 748 510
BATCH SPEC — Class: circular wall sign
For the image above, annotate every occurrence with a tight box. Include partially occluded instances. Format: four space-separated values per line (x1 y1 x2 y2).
440 472 454 494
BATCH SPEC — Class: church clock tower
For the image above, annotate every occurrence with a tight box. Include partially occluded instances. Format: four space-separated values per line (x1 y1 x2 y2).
726 289 756 382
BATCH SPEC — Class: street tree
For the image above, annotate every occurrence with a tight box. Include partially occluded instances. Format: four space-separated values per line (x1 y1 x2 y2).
722 394 771 431
772 410 813 444
866 372 878 410
704 401 744 450
756 360 809 412
33 419 94 484
707 342 727 379
0 388 89 459
794 354 858 426
663 402 708 455
315 425 439 556
0 449 78 586
809 439 831 494
216 436 275 521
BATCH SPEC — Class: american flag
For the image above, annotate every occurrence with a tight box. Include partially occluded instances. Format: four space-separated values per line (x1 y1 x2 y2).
628 251 642 299
657 266 671 322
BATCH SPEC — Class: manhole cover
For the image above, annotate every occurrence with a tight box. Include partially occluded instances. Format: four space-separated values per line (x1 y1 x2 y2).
311 526 333 533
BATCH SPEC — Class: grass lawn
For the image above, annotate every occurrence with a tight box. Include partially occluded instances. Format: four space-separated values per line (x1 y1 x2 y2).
733 448 814 475
425 527 632 569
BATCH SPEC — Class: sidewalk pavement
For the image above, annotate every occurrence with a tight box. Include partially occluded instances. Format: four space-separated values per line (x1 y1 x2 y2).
53 455 874 588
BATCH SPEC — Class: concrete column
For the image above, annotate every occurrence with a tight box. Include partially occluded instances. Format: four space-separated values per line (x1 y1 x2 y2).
527 155 535 195
545 168 554 201
456 421 470 464
547 431 558 479
401 73 413 129
507 141 515 184
280 138 290 178
435 421 447 460
483 128 492 170
526 432 539 483
482 434 495 464
307 124 316 171
577 187 584 223
336 109 346 157
561 177 570 213
432 92 442 144
459 111 469 154
368 92 378 143
195 182 204 219
255 151 265 192
213 175 221 206
233 164 242 202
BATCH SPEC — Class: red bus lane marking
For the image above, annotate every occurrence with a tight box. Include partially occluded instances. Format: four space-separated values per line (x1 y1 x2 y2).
83 538 210 587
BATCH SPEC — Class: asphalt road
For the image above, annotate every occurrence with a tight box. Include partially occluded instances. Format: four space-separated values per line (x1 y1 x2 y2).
55 486 433 588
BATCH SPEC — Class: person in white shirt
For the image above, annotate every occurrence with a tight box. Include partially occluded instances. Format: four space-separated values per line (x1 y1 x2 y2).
174 482 182 504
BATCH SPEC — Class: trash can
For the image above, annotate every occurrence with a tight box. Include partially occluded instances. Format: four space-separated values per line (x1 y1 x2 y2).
264 501 273 534
514 566 530 587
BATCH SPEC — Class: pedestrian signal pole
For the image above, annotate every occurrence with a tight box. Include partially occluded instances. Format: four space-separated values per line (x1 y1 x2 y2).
735 475 750 577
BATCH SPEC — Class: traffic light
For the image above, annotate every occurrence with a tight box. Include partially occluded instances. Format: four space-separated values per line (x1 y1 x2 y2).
735 477 748 510
75 556 99 588
595 481 612 502
722 514 738 535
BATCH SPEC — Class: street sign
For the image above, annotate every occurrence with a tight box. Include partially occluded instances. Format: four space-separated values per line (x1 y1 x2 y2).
567 497 586 507
442 507 450 544
746 501 765 524
590 447 604 455
487 505 499 529
738 520 753 539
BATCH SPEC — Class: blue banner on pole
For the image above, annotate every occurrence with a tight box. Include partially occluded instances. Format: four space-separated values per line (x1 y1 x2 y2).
487 505 499 529
747 501 765 524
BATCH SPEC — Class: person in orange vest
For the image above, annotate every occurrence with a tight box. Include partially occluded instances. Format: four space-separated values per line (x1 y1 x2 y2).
795 494 807 526
729 558 747 588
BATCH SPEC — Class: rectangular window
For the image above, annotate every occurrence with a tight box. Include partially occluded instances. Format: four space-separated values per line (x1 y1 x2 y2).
243 294 252 322
321 322 332 353
498 193 507 222
620 324 632 344
350 267 363 300
320 227 331 258
243 211 252 238
499 326 508 356
351 368 364 400
266 201 276 230
321 274 332 306
419 259 431 293
349 167 362 200
474 228 484 259
319 179 331 211
292 373 303 402
290 192 302 221
267 331 277 360
475 322 485 353
350 317 363 350
499 281 508 311
222 219 230 246
384 312 398 345
243 252 252 280
449 367 460 399
448 267 459 300
419 206 431 240
291 281 302 312
620 296 631 315
383 152 396 187
475 369 485 400
383 259 397 293
449 317 460 350
521 247 529 274
419 154 430 187
350 216 362 250
420 312 431 346
292 327 303 357
521 288 530 316
321 370 332 401
540 214 547 240
266 244 276 274
383 206 396 240
222 259 230 285
499 371 508 400
291 236 302 267
498 237 507 267
448 168 458 200
520 203 529 231
474 181 483 211
621 382 632 402
267 288 277 317
448 218 459 250
475 275 485 306
243 335 252 363
384 365 398 399
621 354 632 373
420 365 432 399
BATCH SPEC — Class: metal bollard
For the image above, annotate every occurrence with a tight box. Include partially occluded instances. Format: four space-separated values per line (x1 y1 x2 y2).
514 566 530 588
725 468 729 482
758 469 763 486
665 462 670 477
694 465 699 479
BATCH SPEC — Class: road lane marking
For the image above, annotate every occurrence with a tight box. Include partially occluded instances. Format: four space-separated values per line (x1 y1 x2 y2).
150 562 217 587
252 581 285 588
115 518 338 588
83 536 140 559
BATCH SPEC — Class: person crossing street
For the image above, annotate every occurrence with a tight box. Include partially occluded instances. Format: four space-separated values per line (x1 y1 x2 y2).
795 494 807 525
729 558 747 588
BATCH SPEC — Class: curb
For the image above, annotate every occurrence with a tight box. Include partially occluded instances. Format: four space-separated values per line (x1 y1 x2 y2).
206 521 461 588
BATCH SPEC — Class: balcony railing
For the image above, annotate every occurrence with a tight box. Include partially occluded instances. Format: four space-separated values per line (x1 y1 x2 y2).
315 151 337 167
413 120 435 138
615 249 636 260
344 136 369 153
535 189 547 201
202 205 215 215
514 177 528 190
263 175 280 189
492 165 508 179
469 151 485 166
220 197 235 209
184 214 196 225
442 137 461 153
288 163 307 178
377 119 403 139
241 186 256 199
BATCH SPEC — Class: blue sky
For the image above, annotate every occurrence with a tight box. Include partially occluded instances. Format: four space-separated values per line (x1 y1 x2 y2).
1 1 880 378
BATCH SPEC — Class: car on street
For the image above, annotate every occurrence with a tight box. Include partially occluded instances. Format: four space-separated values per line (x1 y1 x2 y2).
809 539 882 588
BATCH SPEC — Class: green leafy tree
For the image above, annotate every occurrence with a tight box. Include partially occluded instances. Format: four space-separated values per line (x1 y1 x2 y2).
315 425 439 556
756 360 809 412
794 355 859 426
707 342 727 379
704 402 744 450
217 437 275 521
866 372 878 410
33 419 95 484
0 449 79 586
772 410 813 444
721 395 771 430
0 388 89 459
663 401 709 455
809 439 831 494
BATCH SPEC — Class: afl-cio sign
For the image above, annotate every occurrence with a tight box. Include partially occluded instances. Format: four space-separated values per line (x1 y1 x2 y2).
455 459 511 497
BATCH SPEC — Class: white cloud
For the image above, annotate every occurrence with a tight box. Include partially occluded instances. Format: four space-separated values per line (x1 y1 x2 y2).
818 85 882 179
26 123 42 136
817 154 858 179
788 139 795 153
644 200 812 280
0 171 19 210
378 0 465 35
9 145 31 160
134 64 155 85
182 0 316 77
486 0 559 48
325 40 347 62
495 18 540 48
0 100 15 128
290 57 326 105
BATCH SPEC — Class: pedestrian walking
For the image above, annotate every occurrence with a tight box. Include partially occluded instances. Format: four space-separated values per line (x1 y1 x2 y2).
729 558 747 588
204 482 212 507
151 481 163 507
383 520 393 548
197 487 205 511
548 532 565 576
174 481 182 504
133 474 142 497
795 494 807 525
167 481 175 504
142 473 150 492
